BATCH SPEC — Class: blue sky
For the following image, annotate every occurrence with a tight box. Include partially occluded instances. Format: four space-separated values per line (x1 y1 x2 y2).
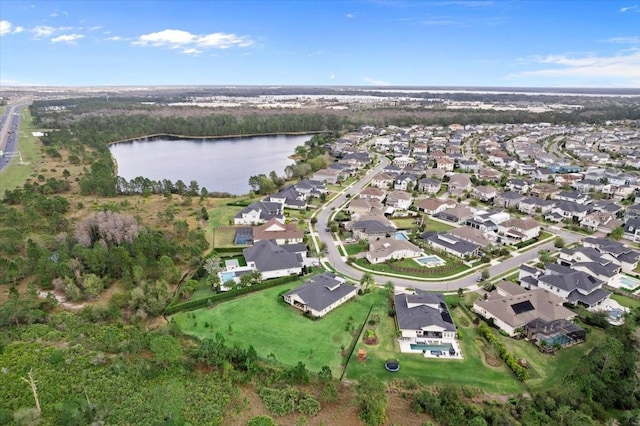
1 1 639 87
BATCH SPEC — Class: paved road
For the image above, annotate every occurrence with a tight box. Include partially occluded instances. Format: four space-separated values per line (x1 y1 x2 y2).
0 104 24 171
315 154 584 291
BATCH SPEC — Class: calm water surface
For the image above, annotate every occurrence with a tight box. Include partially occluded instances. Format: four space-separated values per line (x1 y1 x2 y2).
109 134 311 195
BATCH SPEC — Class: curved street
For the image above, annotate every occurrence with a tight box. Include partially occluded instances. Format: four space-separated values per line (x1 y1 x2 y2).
314 154 582 292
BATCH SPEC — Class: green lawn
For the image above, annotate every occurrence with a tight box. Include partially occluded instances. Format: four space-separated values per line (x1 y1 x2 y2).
173 283 384 376
495 319 606 392
345 242 367 256
0 108 41 196
353 258 469 279
390 217 417 230
610 292 640 309
345 303 525 394
423 216 455 233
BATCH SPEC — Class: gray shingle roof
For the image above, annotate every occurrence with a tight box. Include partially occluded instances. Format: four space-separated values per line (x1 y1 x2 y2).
394 290 456 332
243 240 303 272
284 273 357 312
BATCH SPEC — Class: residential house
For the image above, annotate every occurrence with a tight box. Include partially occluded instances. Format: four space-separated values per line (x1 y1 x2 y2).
243 240 304 280
549 200 592 223
436 157 455 171
421 232 480 259
497 217 541 244
283 273 358 318
473 185 498 202
447 174 472 196
394 173 419 191
531 168 555 182
346 198 385 217
529 183 559 199
582 236 640 274
435 206 473 224
418 178 441 195
359 187 387 202
505 178 531 194
554 190 591 205
458 160 480 173
477 168 502 183
394 290 459 355
234 200 285 225
415 198 456 215
623 217 640 243
520 263 611 309
294 179 327 199
265 187 307 210
473 282 576 337
252 218 304 245
311 168 342 185
370 172 395 189
518 197 555 215
496 191 526 209
366 237 423 264
386 190 413 210
345 215 396 241
448 226 494 249
580 211 620 233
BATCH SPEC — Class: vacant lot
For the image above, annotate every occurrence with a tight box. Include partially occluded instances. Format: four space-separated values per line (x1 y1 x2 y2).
173 282 384 376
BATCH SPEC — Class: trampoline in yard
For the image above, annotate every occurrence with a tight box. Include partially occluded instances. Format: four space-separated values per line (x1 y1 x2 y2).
384 359 400 372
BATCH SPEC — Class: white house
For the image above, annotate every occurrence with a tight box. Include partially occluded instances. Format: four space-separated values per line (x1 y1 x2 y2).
366 237 422 264
283 273 358 318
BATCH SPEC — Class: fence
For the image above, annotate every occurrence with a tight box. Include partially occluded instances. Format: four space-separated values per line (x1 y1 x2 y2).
165 274 300 315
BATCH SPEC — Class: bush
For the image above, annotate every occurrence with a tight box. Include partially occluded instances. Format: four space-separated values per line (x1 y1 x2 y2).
297 395 321 416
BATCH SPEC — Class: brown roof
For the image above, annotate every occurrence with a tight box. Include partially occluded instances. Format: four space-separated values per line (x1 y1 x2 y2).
252 218 304 242
475 288 575 329
415 198 456 212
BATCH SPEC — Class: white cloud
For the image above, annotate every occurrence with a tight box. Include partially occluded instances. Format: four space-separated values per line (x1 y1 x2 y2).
329 73 336 80
603 36 640 45
182 48 202 56
51 33 84 44
620 4 639 12
105 35 123 41
511 49 640 87
363 76 391 85
14 26 24 33
1 20 12 36
30 25 72 38
346 13 355 18
134 28 254 53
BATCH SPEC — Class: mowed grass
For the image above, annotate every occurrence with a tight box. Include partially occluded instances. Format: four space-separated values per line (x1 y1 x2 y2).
423 216 455 233
496 319 606 392
611 292 640 309
173 282 377 376
345 302 526 394
0 108 42 196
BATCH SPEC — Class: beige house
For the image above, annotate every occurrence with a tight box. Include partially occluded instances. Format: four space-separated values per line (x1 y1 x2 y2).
366 237 422 264
346 198 384 216
370 172 395 189
497 217 541 243
252 218 304 245
415 198 456 215
473 282 576 336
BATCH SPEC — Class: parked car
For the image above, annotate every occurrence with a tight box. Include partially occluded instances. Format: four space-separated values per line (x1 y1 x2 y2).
476 275 485 282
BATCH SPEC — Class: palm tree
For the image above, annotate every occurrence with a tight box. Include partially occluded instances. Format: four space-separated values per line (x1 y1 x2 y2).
360 272 375 293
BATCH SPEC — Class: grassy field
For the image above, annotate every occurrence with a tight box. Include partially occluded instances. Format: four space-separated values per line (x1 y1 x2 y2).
390 217 417 229
423 216 455 233
345 241 367 256
173 282 385 376
0 108 42 196
344 300 526 394
353 258 469 279
496 319 606 392
611 292 640 309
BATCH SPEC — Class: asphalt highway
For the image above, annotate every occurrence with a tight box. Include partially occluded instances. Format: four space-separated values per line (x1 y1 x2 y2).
0 104 23 171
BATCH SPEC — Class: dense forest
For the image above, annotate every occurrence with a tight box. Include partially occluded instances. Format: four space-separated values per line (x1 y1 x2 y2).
1 103 639 424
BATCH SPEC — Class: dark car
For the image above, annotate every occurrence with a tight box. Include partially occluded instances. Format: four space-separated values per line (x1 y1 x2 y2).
476 275 485 282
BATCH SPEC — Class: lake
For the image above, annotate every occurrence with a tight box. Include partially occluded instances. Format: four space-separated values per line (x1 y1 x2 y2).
109 134 311 195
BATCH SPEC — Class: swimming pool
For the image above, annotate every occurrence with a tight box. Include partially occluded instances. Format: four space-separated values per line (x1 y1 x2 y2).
618 275 640 291
220 271 236 282
410 343 453 353
414 254 446 267
394 231 409 241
